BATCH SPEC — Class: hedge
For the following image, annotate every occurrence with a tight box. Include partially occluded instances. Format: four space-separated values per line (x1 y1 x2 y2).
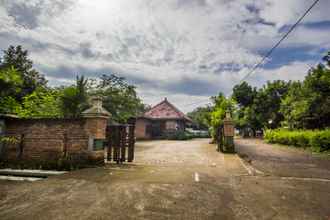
264 129 330 152
165 130 210 140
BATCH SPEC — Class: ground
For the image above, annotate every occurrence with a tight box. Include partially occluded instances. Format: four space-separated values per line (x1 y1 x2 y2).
0 138 330 220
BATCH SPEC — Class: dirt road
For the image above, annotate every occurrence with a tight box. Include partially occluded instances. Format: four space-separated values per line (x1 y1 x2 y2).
0 139 330 220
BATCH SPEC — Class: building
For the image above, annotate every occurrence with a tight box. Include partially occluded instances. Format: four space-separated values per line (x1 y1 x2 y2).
135 98 192 139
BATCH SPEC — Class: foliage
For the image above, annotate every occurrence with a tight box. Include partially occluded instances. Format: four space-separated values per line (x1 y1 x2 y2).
0 66 23 98
210 93 233 128
0 136 19 144
233 80 292 136
232 81 256 107
209 93 234 140
60 76 89 118
280 61 330 129
0 96 22 115
89 74 147 123
165 130 193 140
19 88 63 118
264 129 330 152
0 45 47 100
187 106 212 130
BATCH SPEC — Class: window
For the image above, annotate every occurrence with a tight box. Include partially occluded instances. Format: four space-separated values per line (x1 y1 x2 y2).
166 121 177 130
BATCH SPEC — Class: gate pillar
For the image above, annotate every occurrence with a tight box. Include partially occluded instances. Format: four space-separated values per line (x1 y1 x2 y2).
223 111 235 153
82 97 111 153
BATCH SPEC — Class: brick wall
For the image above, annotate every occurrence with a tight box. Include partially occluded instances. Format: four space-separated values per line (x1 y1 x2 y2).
0 117 107 169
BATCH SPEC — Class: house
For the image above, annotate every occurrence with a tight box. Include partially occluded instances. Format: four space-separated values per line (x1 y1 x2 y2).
135 98 192 139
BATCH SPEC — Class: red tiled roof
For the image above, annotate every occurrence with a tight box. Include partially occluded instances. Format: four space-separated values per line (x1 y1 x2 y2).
143 98 192 122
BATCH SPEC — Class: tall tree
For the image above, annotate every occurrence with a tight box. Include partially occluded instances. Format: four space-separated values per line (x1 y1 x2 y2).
90 74 146 123
232 82 257 107
19 88 63 118
60 76 89 118
0 45 47 100
187 106 212 130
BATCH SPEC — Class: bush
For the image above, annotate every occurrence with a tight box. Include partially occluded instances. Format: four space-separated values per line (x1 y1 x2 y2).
165 130 193 140
264 129 330 152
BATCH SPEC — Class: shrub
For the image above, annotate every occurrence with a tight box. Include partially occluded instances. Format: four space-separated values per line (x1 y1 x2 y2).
264 129 330 152
165 130 193 140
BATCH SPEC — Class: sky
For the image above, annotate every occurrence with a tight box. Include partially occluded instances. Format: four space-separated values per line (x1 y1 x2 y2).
0 0 329 112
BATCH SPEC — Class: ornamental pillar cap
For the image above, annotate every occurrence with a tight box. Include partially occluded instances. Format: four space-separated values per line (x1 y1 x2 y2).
82 96 111 118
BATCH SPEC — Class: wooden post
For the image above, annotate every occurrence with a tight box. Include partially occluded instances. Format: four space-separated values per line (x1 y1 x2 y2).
120 126 126 163
128 125 135 162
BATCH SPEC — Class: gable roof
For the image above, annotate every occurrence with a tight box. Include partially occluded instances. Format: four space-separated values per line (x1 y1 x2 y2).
142 98 192 122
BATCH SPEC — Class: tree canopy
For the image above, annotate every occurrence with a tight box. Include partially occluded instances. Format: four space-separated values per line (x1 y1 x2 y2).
0 45 147 122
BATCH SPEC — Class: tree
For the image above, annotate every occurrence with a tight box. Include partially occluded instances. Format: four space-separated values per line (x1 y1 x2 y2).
90 74 147 123
0 45 47 100
232 82 257 107
60 76 89 118
209 93 234 139
19 88 63 118
187 106 212 130
0 66 23 98
281 62 330 129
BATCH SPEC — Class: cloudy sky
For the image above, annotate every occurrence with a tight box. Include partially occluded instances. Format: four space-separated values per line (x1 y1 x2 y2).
0 0 329 112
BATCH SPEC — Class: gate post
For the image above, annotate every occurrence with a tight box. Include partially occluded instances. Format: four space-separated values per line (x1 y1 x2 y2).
223 111 235 153
82 97 111 162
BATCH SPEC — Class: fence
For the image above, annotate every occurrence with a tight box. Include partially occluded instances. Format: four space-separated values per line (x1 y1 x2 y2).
105 124 135 163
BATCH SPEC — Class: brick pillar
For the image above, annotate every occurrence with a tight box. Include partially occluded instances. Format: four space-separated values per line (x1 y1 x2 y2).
223 111 235 153
82 97 111 151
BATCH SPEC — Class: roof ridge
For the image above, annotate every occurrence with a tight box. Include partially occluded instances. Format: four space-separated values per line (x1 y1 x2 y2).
143 98 192 122
143 99 167 116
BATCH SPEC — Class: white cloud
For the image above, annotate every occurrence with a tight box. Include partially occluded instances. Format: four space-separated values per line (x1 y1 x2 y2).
0 0 329 112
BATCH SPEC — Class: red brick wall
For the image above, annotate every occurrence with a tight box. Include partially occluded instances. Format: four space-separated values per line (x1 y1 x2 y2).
84 117 108 139
1 117 106 167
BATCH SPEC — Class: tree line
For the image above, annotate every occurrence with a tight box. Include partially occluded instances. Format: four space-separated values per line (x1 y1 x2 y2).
0 45 147 123
188 51 330 137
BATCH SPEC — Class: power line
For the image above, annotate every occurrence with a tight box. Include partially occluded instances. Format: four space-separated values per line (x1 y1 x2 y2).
183 98 211 107
239 0 321 83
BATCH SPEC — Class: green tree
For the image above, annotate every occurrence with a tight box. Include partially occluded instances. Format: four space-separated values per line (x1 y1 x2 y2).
0 45 47 100
60 76 89 118
232 82 257 107
281 62 330 129
19 88 63 118
187 106 212 130
209 93 234 139
0 66 23 97
232 82 259 135
0 96 22 115
91 74 147 123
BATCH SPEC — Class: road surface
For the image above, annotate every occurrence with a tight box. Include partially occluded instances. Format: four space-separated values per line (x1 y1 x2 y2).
0 138 329 220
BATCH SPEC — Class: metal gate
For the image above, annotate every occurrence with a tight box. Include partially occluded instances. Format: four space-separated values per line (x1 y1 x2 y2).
105 124 135 163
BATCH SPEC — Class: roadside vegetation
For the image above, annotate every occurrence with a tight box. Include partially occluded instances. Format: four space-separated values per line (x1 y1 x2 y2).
0 45 147 123
186 50 330 151
264 129 330 152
